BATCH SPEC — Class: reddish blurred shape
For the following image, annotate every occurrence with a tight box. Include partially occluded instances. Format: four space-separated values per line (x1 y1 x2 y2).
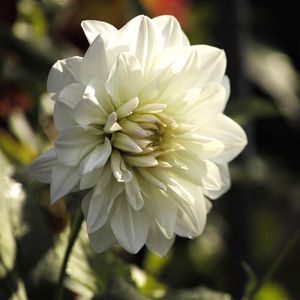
43 202 69 235
0 82 32 118
141 0 189 27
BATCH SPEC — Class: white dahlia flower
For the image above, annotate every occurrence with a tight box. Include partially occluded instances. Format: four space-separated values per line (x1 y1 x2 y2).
28 15 247 256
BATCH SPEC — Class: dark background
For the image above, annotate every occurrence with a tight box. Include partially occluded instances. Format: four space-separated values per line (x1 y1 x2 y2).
1 0 300 299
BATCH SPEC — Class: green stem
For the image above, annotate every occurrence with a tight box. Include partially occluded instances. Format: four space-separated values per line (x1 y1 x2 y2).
246 226 300 300
53 205 84 300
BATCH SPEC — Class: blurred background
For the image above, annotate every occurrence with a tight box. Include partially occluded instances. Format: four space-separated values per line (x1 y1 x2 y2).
1 0 300 299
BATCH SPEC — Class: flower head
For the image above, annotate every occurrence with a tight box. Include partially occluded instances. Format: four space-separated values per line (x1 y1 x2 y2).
28 15 247 256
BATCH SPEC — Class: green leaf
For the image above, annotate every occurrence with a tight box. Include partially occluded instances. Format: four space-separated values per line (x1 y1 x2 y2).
131 265 166 298
0 151 27 300
99 277 150 300
143 250 173 276
252 282 290 300
55 222 132 298
245 42 300 122
226 96 278 126
0 129 36 164
241 262 257 299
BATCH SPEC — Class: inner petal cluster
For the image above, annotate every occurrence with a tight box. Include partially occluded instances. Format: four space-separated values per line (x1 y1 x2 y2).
90 93 183 177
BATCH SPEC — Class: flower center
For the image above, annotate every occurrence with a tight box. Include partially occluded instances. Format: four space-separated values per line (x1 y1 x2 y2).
112 115 169 155
144 121 164 148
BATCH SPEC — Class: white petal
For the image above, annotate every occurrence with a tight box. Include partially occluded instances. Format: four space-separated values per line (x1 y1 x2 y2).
135 103 166 113
203 163 231 199
57 83 85 109
137 168 167 190
142 184 177 238
81 189 93 218
205 198 213 212
119 119 148 138
50 162 80 203
116 97 139 119
175 190 207 238
221 75 230 104
129 113 161 124
53 102 77 131
146 221 175 257
81 20 117 45
150 45 188 75
47 56 82 100
105 53 142 107
93 163 113 195
124 154 158 168
117 15 163 72
168 178 195 205
163 153 188 170
80 167 103 190
196 84 227 118
165 152 206 186
103 112 122 133
176 135 225 160
124 173 144 210
27 148 56 183
86 182 123 233
165 84 227 123
73 97 107 126
85 80 114 114
55 126 100 166
198 114 247 163
79 137 112 174
112 132 142 154
195 83 227 118
88 222 116 253
132 136 152 148
153 15 190 48
80 35 108 84
202 160 222 191
138 60 174 100
151 45 226 99
154 171 196 205
111 201 151 254
110 150 132 182
105 44 130 69
161 45 226 98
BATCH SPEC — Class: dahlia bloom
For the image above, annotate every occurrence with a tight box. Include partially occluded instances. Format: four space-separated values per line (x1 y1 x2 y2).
28 15 247 256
